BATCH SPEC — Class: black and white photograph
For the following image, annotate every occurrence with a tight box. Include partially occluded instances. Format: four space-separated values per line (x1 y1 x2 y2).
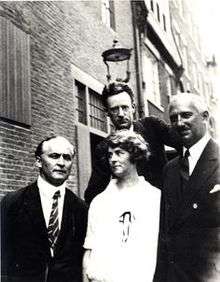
1 1 220 281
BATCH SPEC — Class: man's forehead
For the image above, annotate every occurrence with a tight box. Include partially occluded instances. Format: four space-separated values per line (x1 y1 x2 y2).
107 92 132 106
170 98 196 111
43 137 74 154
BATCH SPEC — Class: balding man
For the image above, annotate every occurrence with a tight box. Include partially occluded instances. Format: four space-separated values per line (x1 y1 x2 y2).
154 93 220 282
1 136 88 282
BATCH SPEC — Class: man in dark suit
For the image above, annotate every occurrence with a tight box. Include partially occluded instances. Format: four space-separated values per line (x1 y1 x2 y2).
154 93 220 282
1 136 88 282
84 82 181 204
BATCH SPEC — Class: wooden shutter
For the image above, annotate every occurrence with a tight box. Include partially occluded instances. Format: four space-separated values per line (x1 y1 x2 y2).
0 17 31 125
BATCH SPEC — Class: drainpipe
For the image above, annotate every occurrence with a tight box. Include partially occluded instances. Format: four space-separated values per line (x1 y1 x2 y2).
131 0 148 118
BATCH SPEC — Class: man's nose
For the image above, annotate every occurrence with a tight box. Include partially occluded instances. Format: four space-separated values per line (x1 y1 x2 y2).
118 107 124 117
176 115 184 126
111 153 118 162
57 156 65 166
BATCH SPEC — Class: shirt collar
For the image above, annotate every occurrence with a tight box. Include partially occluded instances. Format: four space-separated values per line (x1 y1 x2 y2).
183 132 210 159
115 124 134 133
37 175 66 199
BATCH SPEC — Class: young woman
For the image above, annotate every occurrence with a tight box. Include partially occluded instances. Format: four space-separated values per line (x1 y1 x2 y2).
83 130 161 282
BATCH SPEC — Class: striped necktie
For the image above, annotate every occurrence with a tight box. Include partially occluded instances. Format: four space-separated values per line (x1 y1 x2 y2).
179 149 190 191
48 190 60 252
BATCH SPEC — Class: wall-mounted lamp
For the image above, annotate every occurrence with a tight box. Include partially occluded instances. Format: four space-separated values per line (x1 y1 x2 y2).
102 40 133 83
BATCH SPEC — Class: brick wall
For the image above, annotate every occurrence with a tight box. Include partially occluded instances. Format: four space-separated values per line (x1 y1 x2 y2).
0 0 136 197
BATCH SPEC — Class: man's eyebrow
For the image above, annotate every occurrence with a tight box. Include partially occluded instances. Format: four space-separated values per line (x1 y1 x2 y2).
48 153 73 156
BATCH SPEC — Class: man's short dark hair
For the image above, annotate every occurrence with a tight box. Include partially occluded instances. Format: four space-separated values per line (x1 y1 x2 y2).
102 82 135 108
35 135 57 158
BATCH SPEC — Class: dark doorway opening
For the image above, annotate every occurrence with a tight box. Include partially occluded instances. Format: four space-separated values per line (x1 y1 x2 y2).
90 133 105 167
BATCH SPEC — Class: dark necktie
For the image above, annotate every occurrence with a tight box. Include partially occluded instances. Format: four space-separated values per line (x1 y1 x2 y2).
179 149 190 191
48 190 60 251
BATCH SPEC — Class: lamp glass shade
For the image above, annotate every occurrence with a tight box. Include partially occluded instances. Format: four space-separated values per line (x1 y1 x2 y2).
102 48 131 62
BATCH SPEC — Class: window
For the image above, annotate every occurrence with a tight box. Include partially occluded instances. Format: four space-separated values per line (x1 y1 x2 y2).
169 75 177 96
89 89 108 132
0 17 31 125
166 76 172 97
143 52 161 107
75 80 87 125
162 14 166 31
174 29 181 49
150 0 154 12
191 62 198 89
101 0 115 30
182 45 188 75
156 3 160 22
75 80 108 132
151 59 160 105
172 20 181 48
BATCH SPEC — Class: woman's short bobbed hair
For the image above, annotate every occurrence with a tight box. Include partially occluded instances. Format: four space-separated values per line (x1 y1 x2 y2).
106 130 151 164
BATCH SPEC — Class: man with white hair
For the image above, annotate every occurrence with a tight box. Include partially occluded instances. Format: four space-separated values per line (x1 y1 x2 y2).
154 93 220 282
1 136 88 282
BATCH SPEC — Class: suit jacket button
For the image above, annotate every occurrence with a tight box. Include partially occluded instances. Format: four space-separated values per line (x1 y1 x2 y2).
193 203 198 209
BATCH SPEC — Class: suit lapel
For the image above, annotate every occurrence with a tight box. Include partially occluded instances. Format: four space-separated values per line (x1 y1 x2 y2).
23 183 50 251
56 189 69 244
172 139 219 229
183 139 218 203
55 189 76 253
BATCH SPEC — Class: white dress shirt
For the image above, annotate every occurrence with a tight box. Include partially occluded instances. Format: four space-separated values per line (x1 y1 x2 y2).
183 133 210 176
115 124 134 133
37 176 66 229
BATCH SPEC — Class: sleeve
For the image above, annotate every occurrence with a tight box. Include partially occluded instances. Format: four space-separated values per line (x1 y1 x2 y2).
84 141 111 205
142 116 182 153
83 198 113 281
1 192 17 278
153 166 169 281
83 200 97 250
1 195 9 277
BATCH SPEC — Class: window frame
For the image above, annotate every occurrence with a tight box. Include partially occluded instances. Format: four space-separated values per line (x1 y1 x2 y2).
101 0 116 31
142 50 162 109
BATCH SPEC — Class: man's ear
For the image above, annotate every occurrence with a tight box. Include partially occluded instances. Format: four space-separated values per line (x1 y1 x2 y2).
202 111 209 120
35 157 42 168
132 103 136 114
